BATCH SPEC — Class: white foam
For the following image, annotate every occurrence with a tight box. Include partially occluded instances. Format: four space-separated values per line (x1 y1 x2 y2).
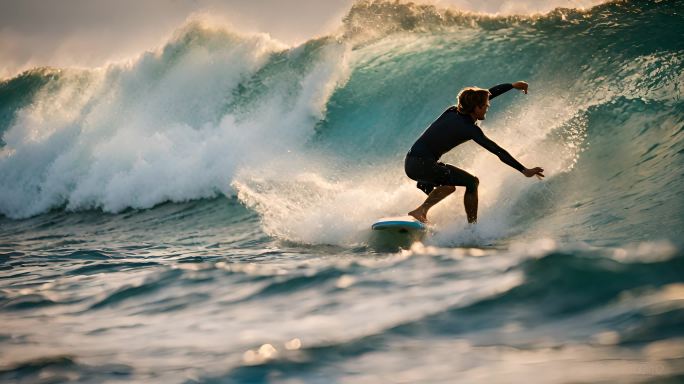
0 23 350 219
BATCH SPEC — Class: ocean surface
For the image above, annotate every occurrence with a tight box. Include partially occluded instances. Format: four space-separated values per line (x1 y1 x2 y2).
1 0 683 382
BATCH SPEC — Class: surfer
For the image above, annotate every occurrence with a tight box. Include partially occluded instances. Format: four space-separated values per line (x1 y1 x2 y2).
405 81 544 223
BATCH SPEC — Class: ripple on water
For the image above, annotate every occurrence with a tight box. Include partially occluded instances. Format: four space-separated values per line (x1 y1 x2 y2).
0 355 133 383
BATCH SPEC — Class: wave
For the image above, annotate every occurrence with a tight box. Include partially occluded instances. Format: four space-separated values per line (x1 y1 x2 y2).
1 0 682 245
0 22 349 219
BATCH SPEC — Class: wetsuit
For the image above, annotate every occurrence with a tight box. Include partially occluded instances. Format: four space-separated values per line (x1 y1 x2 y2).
405 83 526 195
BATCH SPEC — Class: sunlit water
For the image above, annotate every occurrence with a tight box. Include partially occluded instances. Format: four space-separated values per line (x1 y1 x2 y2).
1 0 684 382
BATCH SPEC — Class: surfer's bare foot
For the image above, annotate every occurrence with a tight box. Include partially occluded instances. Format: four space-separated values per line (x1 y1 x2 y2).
408 208 427 223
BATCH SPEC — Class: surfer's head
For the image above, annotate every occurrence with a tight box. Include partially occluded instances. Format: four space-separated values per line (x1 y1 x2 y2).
456 87 491 120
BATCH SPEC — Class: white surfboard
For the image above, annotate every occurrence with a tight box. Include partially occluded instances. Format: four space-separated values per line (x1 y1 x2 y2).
371 216 427 233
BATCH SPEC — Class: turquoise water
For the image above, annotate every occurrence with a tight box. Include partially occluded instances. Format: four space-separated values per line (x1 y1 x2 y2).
1 0 683 382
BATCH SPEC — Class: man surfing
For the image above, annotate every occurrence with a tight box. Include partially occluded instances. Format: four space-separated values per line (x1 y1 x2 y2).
405 81 544 223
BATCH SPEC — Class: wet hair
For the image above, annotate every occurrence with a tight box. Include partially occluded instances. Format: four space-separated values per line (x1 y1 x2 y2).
456 87 491 114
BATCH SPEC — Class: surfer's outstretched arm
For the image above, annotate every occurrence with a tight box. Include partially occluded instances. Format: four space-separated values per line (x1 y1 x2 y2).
472 128 525 172
488 81 529 100
472 129 544 178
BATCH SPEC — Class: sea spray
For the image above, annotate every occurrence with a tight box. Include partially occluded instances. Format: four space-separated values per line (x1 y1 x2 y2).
0 23 350 219
1 0 682 246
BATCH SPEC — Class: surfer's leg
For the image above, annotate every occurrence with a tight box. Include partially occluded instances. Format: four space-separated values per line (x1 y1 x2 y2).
463 177 479 223
464 189 478 223
430 164 479 223
405 159 474 223
409 186 456 222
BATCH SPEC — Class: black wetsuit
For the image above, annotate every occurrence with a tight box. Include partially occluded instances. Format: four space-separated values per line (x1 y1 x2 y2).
405 83 526 195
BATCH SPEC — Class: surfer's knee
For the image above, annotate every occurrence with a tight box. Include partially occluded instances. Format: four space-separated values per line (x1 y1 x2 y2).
465 176 479 193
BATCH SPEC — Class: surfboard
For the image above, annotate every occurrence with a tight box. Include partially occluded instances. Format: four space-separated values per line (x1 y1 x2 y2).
369 216 427 251
371 216 427 233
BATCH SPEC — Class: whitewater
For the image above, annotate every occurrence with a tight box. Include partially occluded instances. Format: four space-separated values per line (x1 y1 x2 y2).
1 0 683 382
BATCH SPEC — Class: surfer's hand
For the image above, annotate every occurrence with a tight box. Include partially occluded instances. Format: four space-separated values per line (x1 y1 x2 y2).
512 81 528 94
523 167 544 179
